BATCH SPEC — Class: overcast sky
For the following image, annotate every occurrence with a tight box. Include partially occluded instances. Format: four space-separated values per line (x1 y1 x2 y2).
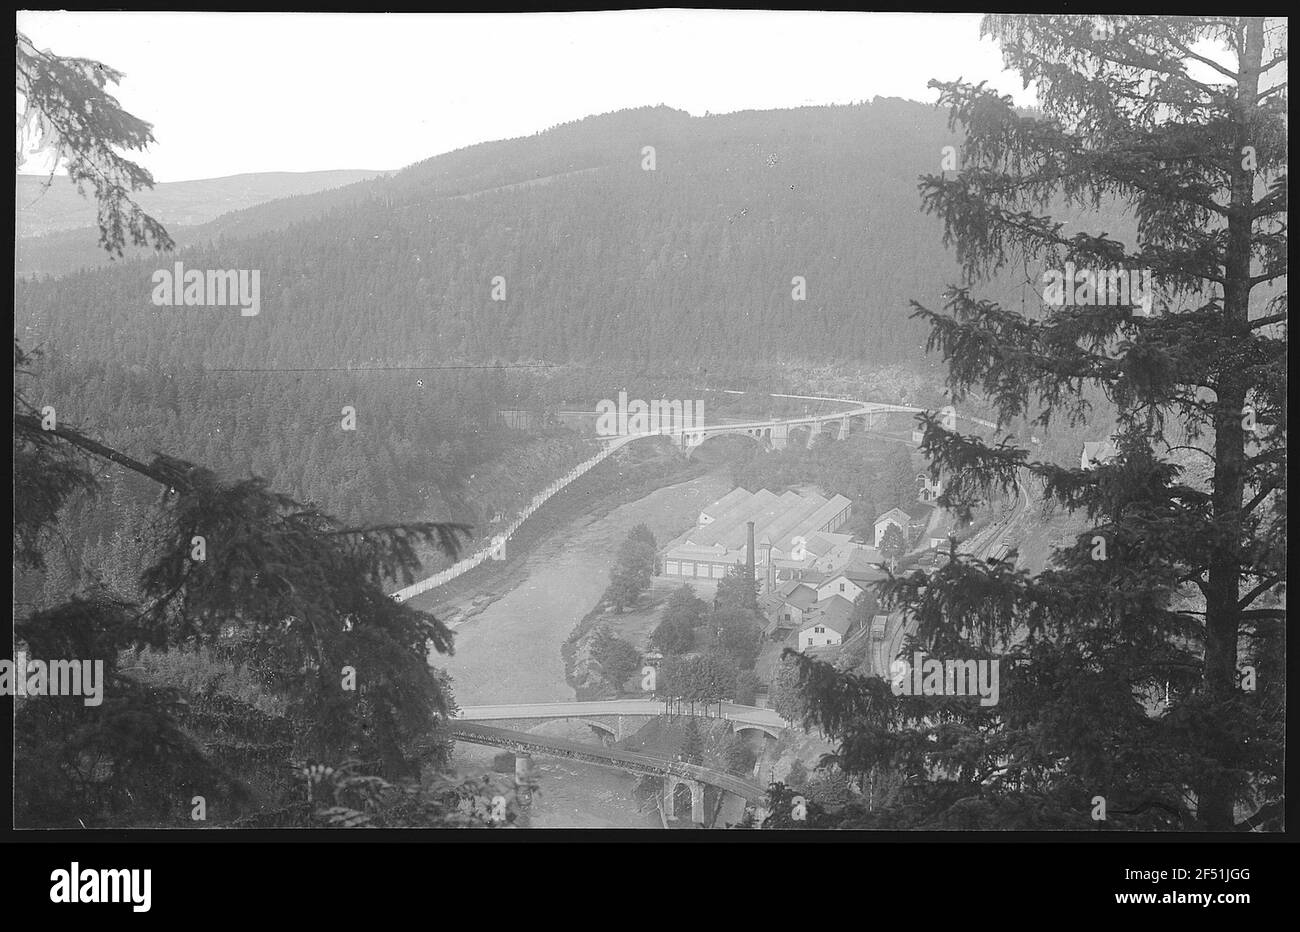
16 10 1037 183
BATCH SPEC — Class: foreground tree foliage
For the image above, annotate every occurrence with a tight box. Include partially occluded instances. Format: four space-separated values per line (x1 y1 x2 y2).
780 15 1286 831
12 38 522 827
15 343 529 825
16 31 173 257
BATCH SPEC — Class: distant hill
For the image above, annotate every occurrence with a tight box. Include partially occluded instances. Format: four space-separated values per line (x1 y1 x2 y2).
16 173 396 277
16 168 389 240
19 100 1040 369
17 100 1135 374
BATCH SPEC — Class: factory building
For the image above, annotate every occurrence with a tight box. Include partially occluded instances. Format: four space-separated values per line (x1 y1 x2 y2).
660 487 853 585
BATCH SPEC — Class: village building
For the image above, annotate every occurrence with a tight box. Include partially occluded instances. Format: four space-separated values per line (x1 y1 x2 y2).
802 530 865 574
872 503 933 548
1081 433 1120 469
797 594 857 649
873 507 910 547
760 580 820 639
762 550 885 646
811 551 886 602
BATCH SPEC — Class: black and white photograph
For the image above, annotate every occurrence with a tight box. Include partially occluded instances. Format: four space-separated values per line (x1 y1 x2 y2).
7 7 1289 897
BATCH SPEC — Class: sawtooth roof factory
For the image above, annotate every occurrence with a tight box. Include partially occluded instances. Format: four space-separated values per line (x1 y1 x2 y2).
660 487 857 588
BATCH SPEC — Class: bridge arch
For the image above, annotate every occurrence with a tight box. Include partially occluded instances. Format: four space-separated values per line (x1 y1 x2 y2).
734 723 783 741
581 719 618 743
683 431 765 460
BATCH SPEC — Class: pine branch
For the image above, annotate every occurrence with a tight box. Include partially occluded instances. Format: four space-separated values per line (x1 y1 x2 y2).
1237 575 1284 610
14 411 183 489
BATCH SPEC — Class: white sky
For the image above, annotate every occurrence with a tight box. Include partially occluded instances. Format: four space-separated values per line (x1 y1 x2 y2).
16 10 1034 183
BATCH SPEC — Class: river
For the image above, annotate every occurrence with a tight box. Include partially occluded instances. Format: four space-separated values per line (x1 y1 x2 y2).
428 469 735 828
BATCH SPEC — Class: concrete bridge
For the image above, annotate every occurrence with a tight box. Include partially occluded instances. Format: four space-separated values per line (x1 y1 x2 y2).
448 719 770 826
456 699 788 741
672 402 997 455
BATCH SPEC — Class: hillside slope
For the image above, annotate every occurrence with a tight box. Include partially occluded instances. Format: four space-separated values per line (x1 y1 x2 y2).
19 100 1058 370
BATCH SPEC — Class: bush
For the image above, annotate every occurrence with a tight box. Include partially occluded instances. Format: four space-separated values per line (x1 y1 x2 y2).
590 627 642 694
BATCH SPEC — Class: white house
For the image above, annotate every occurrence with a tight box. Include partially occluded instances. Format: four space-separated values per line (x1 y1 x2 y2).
817 556 884 599
815 574 864 603
797 595 856 649
873 508 910 547
915 472 942 503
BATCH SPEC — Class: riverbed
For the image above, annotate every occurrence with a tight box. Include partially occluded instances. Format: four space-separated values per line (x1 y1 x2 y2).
427 468 735 828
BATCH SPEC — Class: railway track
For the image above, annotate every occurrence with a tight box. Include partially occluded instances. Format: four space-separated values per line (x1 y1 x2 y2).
876 473 1031 676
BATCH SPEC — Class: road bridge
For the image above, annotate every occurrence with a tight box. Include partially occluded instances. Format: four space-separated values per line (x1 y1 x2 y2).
457 699 788 741
667 402 997 456
448 720 769 826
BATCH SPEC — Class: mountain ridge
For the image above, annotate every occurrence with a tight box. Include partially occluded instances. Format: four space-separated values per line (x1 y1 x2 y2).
17 99 1118 372
16 168 391 241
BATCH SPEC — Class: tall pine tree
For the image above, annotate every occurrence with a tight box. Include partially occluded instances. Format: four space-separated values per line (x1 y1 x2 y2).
784 15 1286 831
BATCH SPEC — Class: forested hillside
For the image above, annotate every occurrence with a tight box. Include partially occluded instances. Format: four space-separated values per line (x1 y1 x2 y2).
17 99 1047 369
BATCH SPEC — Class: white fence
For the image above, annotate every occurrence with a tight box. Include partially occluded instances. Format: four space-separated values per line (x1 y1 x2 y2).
391 434 638 602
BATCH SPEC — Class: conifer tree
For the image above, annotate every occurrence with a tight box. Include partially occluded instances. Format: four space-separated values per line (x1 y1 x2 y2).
783 15 1286 831
16 31 173 256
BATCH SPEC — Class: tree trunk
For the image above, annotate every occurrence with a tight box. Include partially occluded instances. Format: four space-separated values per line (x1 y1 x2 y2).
1198 16 1264 832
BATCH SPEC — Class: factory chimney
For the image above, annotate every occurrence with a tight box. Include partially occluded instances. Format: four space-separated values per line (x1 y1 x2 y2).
746 521 756 586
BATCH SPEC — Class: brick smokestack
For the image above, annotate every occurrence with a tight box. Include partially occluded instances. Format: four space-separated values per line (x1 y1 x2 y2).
746 521 756 583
